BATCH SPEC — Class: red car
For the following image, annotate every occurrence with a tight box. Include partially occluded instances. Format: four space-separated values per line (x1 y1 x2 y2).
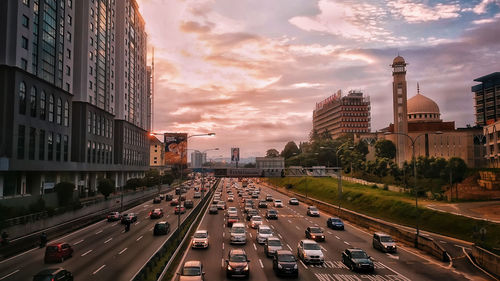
170 198 179 206
174 205 186 214
44 243 73 263
107 212 121 222
149 208 164 219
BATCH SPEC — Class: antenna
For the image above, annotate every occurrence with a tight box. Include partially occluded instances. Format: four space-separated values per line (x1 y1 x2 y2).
151 47 155 132
417 82 420 94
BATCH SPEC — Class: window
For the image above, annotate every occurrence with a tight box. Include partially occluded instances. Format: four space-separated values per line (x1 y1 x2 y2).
93 113 96 134
66 83 70 92
19 82 26 114
56 134 61 161
87 111 91 133
48 95 56 122
92 142 96 163
56 98 62 124
40 91 46 120
66 31 71 42
63 101 69 126
39 130 45 160
67 49 71 59
89 66 93 75
65 65 70 75
30 87 37 117
68 0 72 8
23 0 29 6
22 36 28 49
63 135 68 161
29 127 36 160
89 81 92 89
87 141 91 162
67 15 72 25
22 15 29 27
17 125 25 159
21 58 28 70
47 132 53 160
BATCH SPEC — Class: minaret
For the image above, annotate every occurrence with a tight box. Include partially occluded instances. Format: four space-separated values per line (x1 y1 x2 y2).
391 56 408 167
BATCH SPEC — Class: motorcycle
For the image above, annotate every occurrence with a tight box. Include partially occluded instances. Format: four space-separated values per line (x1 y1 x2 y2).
125 223 130 232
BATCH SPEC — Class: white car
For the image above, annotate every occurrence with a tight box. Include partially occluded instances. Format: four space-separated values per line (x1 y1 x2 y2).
192 230 209 249
227 207 238 217
297 239 324 264
256 225 273 244
230 223 247 244
274 200 283 208
193 192 201 198
228 196 234 202
249 215 263 228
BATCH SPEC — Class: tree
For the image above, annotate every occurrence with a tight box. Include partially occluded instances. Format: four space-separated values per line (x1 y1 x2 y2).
161 173 175 185
54 182 75 206
374 139 396 159
97 178 115 199
266 149 280 158
443 157 467 200
125 178 143 190
281 141 300 159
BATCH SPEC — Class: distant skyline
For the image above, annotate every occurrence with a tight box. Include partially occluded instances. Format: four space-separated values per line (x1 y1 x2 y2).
138 0 500 158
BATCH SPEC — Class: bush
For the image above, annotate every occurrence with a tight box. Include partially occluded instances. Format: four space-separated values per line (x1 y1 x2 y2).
125 178 143 190
54 182 75 206
98 178 115 199
371 184 378 189
28 197 46 213
383 184 389 191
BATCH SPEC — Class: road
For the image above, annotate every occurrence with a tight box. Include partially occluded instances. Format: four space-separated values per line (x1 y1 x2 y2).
177 178 494 281
0 180 218 281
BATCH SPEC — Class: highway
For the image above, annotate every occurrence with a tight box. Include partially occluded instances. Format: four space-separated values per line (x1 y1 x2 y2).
177 178 493 281
0 180 218 281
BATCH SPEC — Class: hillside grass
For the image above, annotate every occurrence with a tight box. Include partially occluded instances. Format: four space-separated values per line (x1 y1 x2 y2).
268 177 500 253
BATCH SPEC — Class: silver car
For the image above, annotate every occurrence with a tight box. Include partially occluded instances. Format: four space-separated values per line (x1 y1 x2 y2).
297 239 324 264
256 225 273 244
192 230 209 249
264 237 283 257
249 216 263 228
179 260 205 281
372 232 397 253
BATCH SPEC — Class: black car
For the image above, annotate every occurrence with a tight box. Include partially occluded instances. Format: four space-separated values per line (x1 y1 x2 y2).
165 194 174 201
33 268 73 281
153 197 161 204
175 188 181 195
246 209 258 221
342 248 374 273
305 227 325 241
266 209 278 220
153 221 170 235
209 205 218 214
184 200 194 209
121 213 137 224
226 249 250 278
273 250 298 278
258 200 268 208
327 217 344 230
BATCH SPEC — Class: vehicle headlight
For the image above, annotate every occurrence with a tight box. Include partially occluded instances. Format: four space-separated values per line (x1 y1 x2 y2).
243 265 249 271
278 264 283 269
227 265 233 270
311 235 315 238
294 264 298 269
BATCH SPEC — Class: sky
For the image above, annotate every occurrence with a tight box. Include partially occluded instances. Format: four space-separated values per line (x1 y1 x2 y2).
137 0 500 159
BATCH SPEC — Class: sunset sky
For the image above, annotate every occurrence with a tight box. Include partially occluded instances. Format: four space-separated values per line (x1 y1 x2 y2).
138 0 500 159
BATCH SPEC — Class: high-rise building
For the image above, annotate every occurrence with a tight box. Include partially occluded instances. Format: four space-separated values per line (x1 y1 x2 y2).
191 151 207 169
312 90 371 139
471 72 500 126
391 56 409 167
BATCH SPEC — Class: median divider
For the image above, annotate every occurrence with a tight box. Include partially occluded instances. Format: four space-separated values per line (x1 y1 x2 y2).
130 180 219 281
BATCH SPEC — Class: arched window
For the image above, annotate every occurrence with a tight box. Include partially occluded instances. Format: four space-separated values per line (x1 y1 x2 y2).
30 87 37 117
56 98 62 124
63 101 69 126
40 91 46 120
19 82 26 114
48 94 54 122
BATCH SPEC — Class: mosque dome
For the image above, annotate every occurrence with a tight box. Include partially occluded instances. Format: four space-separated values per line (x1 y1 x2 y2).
407 90 441 123
393 55 405 64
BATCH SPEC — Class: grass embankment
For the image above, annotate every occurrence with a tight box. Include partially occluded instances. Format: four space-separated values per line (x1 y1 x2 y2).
268 177 500 253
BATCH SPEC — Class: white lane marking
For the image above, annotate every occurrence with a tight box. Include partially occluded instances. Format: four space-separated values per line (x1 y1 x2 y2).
335 236 340 240
327 231 332 235
253 243 257 250
222 243 225 250
377 262 410 281
344 241 350 245
135 221 140 225
386 253 399 260
321 246 328 252
288 219 292 223
119 248 127 255
270 225 275 229
104 237 113 244
223 232 225 237
221 258 225 268
249 233 253 238
112 223 118 226
136 235 143 241
299 259 307 269
440 240 447 244
95 230 103 234
295 226 300 230
259 259 264 268
92 264 106 275
0 269 20 280
287 244 292 251
144 216 149 219
81 249 93 256
74 239 84 245
277 233 282 239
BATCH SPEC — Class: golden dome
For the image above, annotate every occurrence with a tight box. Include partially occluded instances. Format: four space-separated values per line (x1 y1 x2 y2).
407 93 441 123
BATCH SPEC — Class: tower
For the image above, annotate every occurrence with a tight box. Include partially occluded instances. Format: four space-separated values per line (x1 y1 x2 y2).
391 56 408 167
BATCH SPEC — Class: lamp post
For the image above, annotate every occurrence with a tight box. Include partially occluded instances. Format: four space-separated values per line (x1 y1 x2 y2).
384 131 442 245
320 146 350 215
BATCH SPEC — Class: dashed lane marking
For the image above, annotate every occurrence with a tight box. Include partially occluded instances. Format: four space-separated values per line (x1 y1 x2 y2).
253 243 257 251
335 236 340 240
136 235 143 241
95 230 103 234
81 249 93 256
287 244 293 251
92 264 106 275
135 221 140 225
104 238 113 244
259 259 264 268
118 248 127 255
299 259 307 269
343 241 350 245
0 269 20 281
74 239 84 245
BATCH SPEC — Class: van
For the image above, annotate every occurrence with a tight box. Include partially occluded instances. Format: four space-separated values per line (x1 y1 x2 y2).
230 222 247 244
44 243 73 263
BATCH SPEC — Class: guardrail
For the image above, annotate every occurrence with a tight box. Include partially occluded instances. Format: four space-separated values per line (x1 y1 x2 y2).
472 246 500 279
131 180 219 281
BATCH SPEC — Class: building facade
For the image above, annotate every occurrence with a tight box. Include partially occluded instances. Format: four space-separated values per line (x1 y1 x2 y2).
313 90 371 139
190 151 207 169
391 56 409 167
483 121 500 168
256 157 285 177
471 72 500 126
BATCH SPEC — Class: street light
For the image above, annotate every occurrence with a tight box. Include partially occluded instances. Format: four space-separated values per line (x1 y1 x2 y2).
320 146 348 215
384 131 442 245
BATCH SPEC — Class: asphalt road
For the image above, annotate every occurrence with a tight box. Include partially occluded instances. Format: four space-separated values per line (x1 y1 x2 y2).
177 178 493 281
0 181 217 281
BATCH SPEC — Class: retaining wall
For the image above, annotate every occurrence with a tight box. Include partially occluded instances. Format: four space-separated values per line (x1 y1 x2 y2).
472 246 500 278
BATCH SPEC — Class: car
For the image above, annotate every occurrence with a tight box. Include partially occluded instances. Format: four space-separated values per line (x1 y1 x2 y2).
170 198 179 206
192 230 209 249
225 249 250 278
297 240 324 264
251 193 259 199
249 216 263 228
230 222 247 244
372 233 397 253
159 194 165 200
149 208 164 219
227 214 239 227
33 268 73 281
305 226 325 241
228 196 234 202
273 199 283 208
266 209 278 220
44 243 73 263
266 195 273 202
174 205 186 214
258 200 268 208
165 194 174 201
327 217 345 230
342 248 374 272
244 203 253 213
208 205 218 214
184 200 194 209
307 206 320 217
153 221 170 235
227 207 238 216
273 250 298 277
194 192 201 198
217 201 226 210
264 237 283 257
246 209 258 221
178 260 205 281
175 188 182 195
121 213 138 224
289 198 299 205
107 211 121 222
256 225 273 244
180 195 186 201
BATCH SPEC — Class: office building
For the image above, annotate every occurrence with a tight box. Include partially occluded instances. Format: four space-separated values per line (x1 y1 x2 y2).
191 151 207 169
256 157 285 177
471 72 500 126
312 90 371 139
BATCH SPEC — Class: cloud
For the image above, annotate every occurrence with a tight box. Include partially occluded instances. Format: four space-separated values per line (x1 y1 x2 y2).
472 0 500 14
387 0 461 23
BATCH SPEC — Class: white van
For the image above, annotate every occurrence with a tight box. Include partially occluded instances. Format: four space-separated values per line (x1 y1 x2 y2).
230 222 247 244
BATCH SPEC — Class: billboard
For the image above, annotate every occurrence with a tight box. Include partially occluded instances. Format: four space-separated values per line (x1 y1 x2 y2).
231 147 240 162
164 133 188 165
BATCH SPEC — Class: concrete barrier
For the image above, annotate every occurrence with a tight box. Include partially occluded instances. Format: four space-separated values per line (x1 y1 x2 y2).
472 246 500 278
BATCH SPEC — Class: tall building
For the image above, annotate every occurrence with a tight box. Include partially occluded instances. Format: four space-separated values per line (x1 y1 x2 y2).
191 151 207 169
391 56 409 167
471 72 500 126
312 90 371 139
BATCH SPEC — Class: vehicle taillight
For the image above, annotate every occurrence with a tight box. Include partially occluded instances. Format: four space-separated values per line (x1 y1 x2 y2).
149 212 152 216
